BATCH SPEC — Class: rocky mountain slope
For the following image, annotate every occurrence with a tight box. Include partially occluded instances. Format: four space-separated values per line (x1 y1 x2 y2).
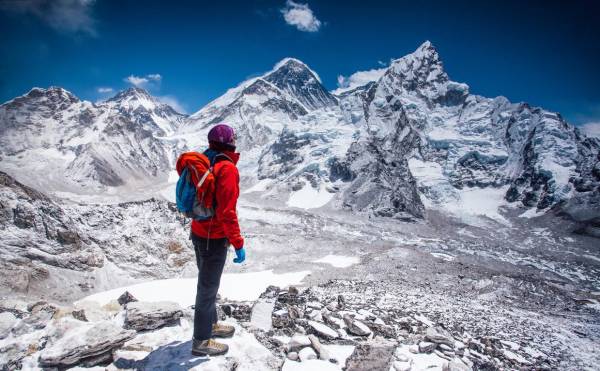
0 87 185 196
0 171 194 303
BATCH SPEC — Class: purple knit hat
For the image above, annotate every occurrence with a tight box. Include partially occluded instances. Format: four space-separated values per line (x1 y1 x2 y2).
207 124 236 145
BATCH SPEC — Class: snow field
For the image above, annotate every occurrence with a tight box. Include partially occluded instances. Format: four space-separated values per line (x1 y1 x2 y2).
79 270 311 306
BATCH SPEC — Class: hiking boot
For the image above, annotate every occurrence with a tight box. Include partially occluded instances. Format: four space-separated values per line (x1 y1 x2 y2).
192 338 229 356
212 322 235 338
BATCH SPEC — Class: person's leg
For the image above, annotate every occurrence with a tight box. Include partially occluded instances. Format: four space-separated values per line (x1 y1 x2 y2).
192 234 228 341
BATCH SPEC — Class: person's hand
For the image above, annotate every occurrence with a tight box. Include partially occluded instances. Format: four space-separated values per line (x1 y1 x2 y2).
233 247 246 264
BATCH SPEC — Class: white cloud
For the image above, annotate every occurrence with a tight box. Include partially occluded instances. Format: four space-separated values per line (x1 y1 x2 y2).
124 75 149 87
332 67 387 94
580 122 600 138
147 74 162 82
281 0 321 32
0 0 97 36
123 74 162 88
157 95 187 114
97 87 113 94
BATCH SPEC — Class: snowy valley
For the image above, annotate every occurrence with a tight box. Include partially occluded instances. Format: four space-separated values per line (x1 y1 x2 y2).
0 42 599 370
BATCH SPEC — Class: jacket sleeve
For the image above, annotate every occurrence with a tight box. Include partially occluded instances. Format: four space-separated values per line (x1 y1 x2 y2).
215 163 244 249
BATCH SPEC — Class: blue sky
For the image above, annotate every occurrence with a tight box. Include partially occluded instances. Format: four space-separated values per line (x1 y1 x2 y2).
1 0 599 127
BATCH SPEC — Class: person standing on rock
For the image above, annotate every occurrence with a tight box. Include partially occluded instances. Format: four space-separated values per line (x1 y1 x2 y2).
186 124 246 356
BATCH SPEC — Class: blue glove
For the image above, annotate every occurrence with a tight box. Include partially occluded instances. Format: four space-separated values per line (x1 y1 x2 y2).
233 247 246 264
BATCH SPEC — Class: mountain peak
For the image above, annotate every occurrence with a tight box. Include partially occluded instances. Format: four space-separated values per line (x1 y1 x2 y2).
24 86 79 102
264 58 336 110
270 57 322 83
107 87 154 103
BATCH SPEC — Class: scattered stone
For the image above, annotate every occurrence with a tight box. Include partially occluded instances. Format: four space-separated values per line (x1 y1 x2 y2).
251 298 275 331
0 312 18 339
307 320 338 340
307 301 322 310
345 344 395 371
124 301 182 331
308 310 323 322
408 345 419 354
298 346 317 361
287 351 299 361
343 315 372 336
288 286 299 296
419 341 436 353
337 295 346 310
71 309 88 322
439 344 453 352
117 291 138 306
308 334 330 361
220 303 252 322
425 326 454 346
38 321 135 368
0 299 29 318
288 334 312 352
502 349 531 365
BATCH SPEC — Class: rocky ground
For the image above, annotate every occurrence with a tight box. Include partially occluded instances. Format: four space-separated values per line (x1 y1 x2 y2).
2 172 600 370
1 277 598 370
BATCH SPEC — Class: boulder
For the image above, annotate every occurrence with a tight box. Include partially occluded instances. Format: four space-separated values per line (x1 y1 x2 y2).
307 320 338 340
425 326 454 346
343 315 372 336
419 341 436 353
308 334 330 361
124 301 182 331
345 344 395 371
288 334 312 352
287 351 299 361
38 321 135 368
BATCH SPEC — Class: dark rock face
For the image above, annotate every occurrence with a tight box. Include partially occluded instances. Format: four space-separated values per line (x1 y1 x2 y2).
264 59 338 110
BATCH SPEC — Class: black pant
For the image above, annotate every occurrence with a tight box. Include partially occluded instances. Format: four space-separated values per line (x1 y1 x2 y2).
191 233 228 341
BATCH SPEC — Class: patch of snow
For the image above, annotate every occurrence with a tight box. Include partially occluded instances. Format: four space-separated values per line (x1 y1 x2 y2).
79 270 310 306
287 183 334 209
314 254 360 268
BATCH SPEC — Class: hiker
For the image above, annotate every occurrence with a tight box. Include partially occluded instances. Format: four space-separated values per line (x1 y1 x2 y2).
176 123 245 356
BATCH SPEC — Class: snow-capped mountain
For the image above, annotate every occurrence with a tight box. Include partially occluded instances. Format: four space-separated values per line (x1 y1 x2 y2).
0 87 185 196
103 87 186 136
0 42 598 224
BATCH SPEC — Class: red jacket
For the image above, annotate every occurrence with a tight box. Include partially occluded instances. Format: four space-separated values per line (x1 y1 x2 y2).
191 150 244 249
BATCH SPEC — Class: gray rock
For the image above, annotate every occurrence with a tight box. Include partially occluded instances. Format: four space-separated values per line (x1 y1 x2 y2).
345 344 395 371
425 326 454 346
117 291 138 306
343 314 372 336
307 320 338 339
287 351 299 361
419 341 436 353
124 301 182 331
288 334 312 352
38 321 135 368
308 334 330 361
